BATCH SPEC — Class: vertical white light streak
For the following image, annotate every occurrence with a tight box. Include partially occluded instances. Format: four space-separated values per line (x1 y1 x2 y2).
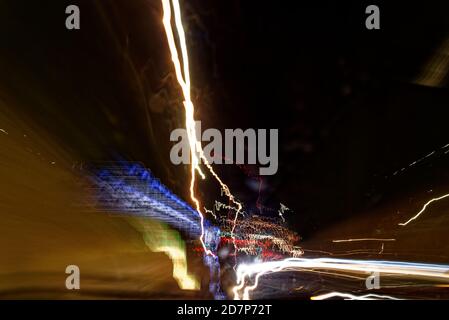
160 0 242 256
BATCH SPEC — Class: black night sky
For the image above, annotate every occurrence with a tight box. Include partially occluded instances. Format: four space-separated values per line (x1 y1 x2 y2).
2 0 449 251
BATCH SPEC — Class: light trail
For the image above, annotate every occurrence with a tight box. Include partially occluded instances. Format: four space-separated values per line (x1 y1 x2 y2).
278 203 290 222
158 1 449 300
399 193 449 226
92 163 223 295
139 220 200 290
233 257 449 300
92 163 205 238
160 0 242 256
388 142 449 179
311 292 400 300
332 238 396 243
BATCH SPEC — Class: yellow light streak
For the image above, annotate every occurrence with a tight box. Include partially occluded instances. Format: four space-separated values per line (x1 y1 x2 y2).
332 238 396 243
132 219 199 291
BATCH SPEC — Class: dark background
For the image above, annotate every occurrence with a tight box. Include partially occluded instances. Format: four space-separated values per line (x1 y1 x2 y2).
2 0 449 240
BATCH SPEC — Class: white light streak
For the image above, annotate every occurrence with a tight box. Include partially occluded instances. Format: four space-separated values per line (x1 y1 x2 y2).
399 193 449 226
233 257 449 300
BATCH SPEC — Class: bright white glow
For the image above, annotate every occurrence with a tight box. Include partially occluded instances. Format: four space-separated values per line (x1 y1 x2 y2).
233 257 449 300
